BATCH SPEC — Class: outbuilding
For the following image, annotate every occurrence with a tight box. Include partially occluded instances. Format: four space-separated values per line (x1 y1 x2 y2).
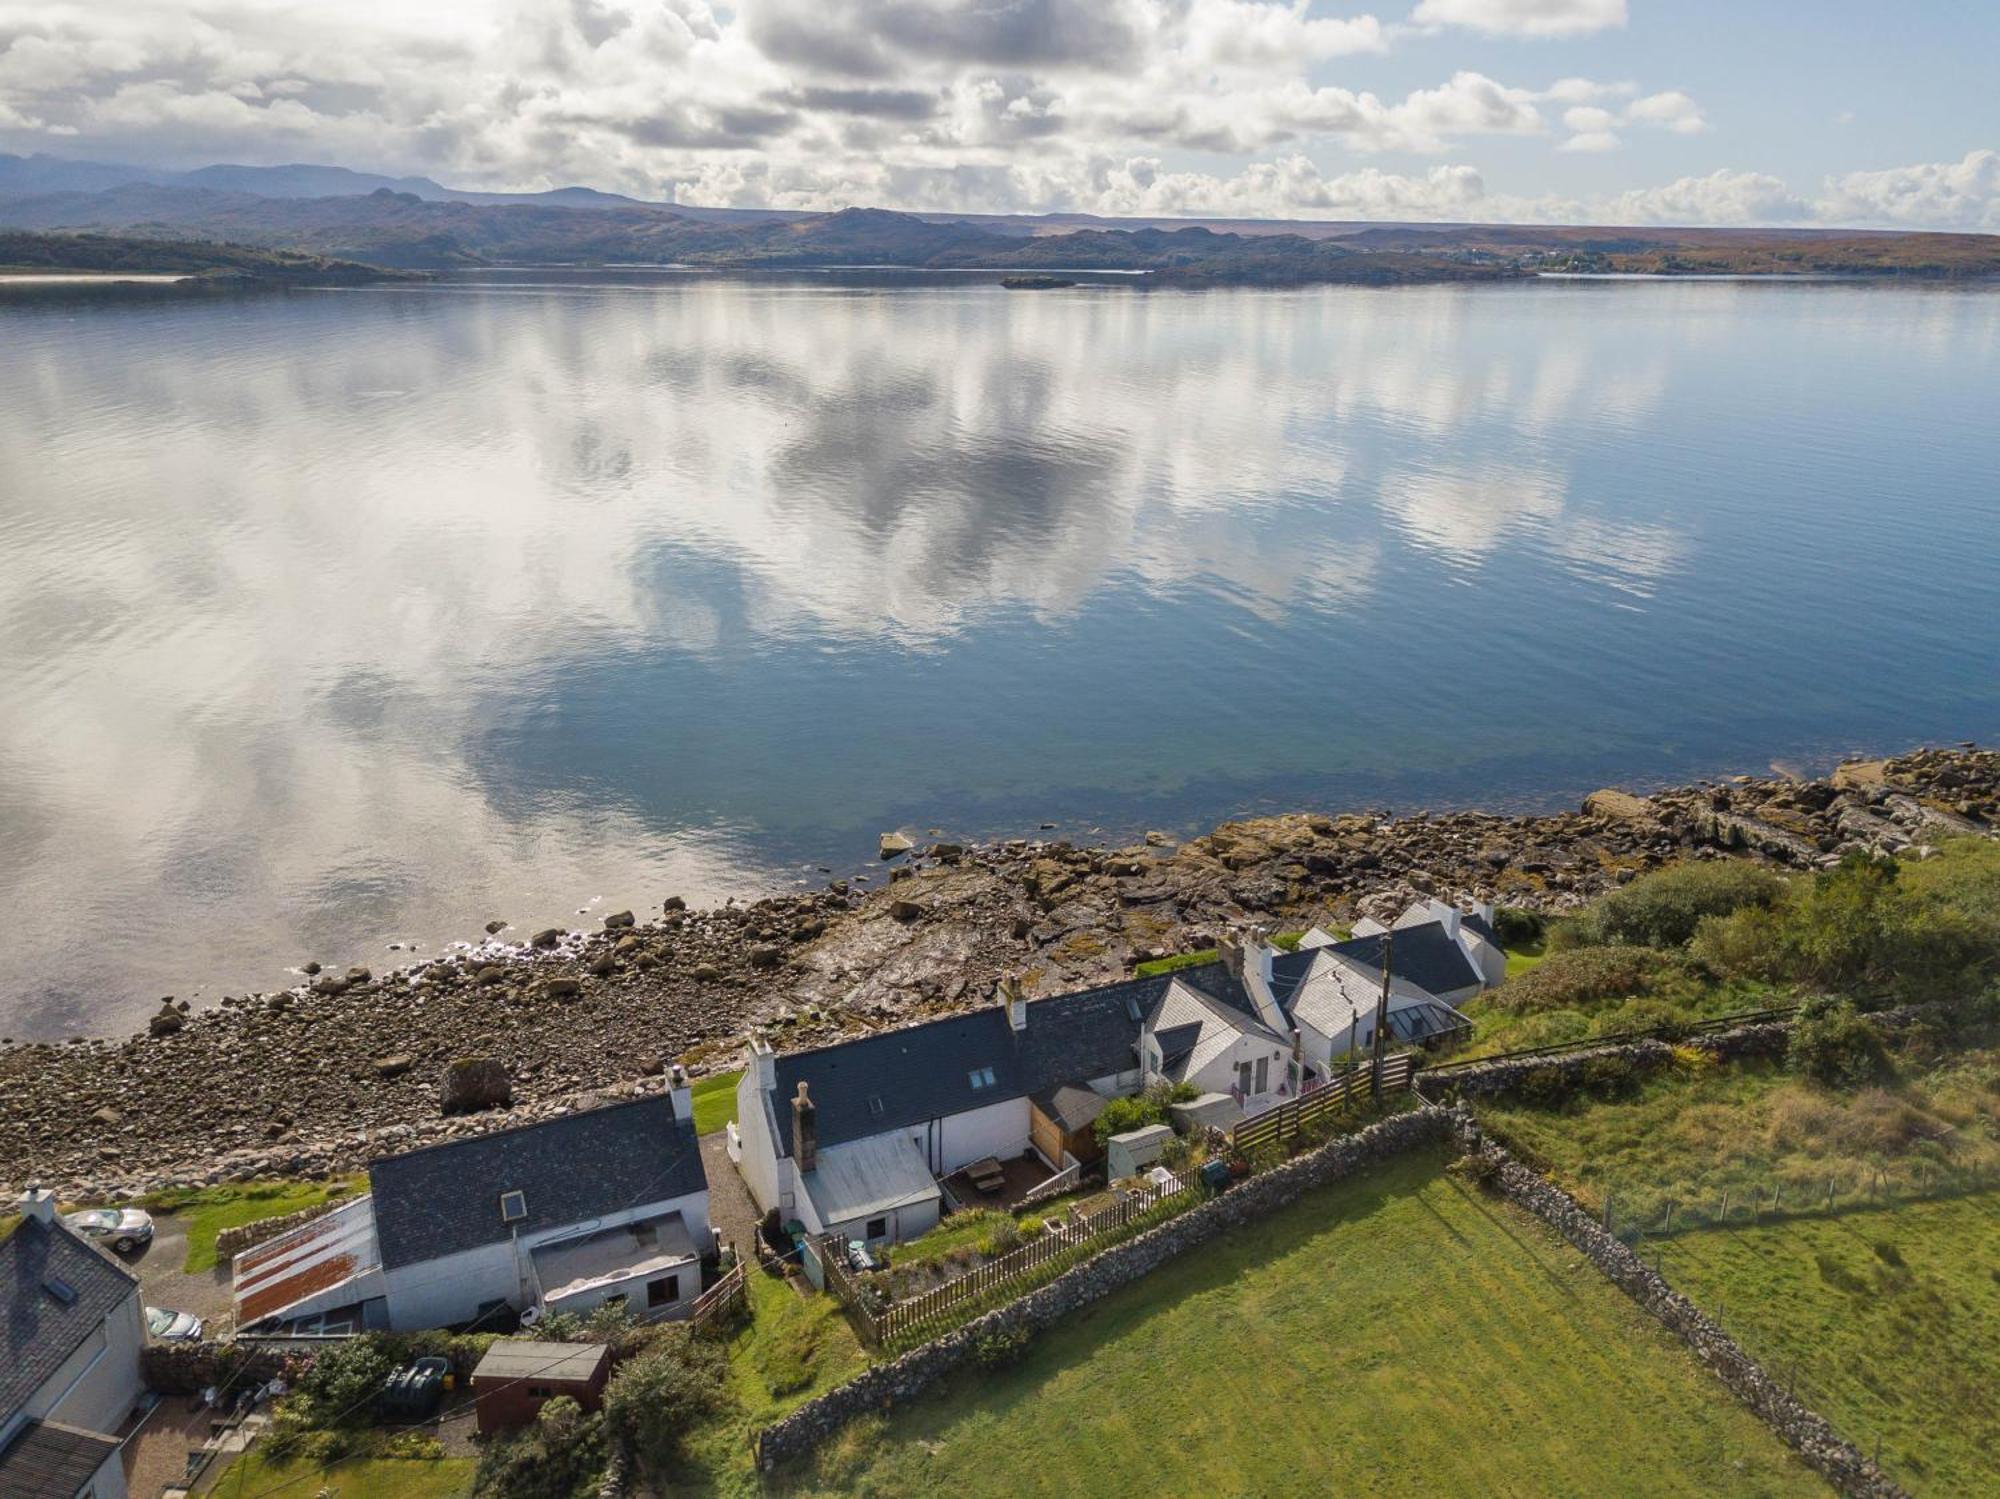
471 1340 611 1435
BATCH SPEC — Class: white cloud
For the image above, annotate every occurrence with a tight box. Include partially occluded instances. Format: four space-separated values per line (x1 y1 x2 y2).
1553 87 1706 152
1626 89 1707 135
1817 149 2000 232
1559 130 1618 153
1410 0 1627 38
1605 168 1810 225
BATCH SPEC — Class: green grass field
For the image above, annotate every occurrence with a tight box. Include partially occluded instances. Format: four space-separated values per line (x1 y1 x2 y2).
1653 1194 2000 1497
204 1451 474 1498
691 1068 743 1135
147 1177 366 1273
749 1151 1826 1498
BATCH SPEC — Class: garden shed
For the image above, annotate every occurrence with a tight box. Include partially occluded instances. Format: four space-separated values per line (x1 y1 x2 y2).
471 1339 610 1434
1106 1124 1175 1180
1029 1083 1108 1167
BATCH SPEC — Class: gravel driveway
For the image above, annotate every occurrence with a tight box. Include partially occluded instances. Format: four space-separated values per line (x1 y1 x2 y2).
129 1213 235 1333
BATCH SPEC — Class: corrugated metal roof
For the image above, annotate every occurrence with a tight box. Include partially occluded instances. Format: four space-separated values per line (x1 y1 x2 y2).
232 1195 379 1328
0 1217 137 1424
803 1135 941 1226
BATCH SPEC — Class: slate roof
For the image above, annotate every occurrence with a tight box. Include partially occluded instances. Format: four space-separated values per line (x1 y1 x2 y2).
369 1095 706 1270
1329 921 1482 997
1462 910 1498 945
770 975 1170 1159
0 1216 138 1424
1031 1082 1109 1133
0 1421 121 1499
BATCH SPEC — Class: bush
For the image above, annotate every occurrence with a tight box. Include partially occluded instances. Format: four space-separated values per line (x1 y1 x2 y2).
1493 906 1546 948
1553 861 1784 951
1497 946 1687 1013
1789 995 1890 1088
971 1323 1032 1370
602 1327 733 1475
472 1399 607 1499
1448 1152 1501 1190
1093 1080 1200 1145
286 1338 395 1428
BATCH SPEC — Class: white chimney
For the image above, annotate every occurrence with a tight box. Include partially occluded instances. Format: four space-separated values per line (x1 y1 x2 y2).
1241 933 1289 1036
18 1186 55 1225
749 1035 776 1091
668 1064 692 1122
1001 976 1028 1031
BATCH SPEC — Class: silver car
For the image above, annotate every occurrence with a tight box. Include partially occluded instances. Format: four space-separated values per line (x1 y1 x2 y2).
146 1306 204 1342
64 1206 155 1254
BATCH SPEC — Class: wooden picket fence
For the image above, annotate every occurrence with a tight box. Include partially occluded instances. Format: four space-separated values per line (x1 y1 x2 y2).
818 1165 1202 1350
1229 1052 1415 1156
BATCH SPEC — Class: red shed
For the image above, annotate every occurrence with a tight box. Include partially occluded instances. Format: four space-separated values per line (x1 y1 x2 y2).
471 1339 611 1434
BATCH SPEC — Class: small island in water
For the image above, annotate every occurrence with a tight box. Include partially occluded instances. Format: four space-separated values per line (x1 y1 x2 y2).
1000 274 1077 289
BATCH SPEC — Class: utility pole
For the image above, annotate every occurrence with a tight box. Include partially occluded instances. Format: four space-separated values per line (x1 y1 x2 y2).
1371 927 1393 1105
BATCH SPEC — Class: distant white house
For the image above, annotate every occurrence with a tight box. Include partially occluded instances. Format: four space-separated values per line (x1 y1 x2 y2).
729 894 1504 1247
1337 897 1506 998
1 1190 146 1499
235 1083 714 1335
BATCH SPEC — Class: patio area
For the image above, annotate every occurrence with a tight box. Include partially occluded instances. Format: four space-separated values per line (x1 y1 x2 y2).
940 1152 1080 1213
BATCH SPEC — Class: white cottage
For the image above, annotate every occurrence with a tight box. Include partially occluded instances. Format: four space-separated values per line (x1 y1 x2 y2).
235 1085 714 1334
1 1191 146 1499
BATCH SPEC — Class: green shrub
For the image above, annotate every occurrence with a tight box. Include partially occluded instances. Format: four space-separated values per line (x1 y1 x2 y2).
1493 906 1546 948
1093 1080 1200 1145
1497 946 1686 1013
286 1338 394 1427
603 1327 733 1475
472 1399 608 1499
971 1324 1032 1370
1790 995 1889 1088
1553 861 1784 951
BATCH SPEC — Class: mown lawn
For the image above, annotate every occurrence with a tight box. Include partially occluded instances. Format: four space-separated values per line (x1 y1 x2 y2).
1654 1194 2000 1497
204 1451 474 1498
149 1176 367 1273
750 1150 1826 1498
692 1068 743 1136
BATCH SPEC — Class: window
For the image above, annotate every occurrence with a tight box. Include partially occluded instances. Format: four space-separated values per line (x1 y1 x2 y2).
1254 1056 1269 1094
605 1293 627 1309
529 1385 554 1398
967 1066 996 1089
647 1275 680 1308
865 1217 888 1240
867 1095 885 1116
632 1222 658 1247
499 1190 527 1223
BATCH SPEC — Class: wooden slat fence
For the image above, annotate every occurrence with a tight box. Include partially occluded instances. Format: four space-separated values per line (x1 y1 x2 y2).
1229 1053 1414 1156
817 1165 1203 1350
1019 1159 1082 1205
689 1260 747 1334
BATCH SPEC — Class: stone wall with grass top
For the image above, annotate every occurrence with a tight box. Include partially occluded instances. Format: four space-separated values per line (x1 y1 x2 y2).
1458 1112 1907 1499
753 1105 1452 1471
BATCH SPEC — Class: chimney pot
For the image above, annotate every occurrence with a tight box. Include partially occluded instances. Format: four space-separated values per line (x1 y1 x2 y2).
18 1186 56 1225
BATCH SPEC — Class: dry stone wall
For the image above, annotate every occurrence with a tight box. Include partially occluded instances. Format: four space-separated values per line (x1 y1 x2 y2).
1461 1115 1907 1499
212 1196 348 1261
753 1106 1453 1471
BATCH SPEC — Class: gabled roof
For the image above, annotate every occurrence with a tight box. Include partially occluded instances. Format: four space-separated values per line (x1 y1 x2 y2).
1329 921 1482 997
0 1421 121 1499
1285 948 1435 1039
0 1216 138 1424
1147 975 1284 1082
1031 1082 1109 1133
369 1094 706 1270
1462 910 1498 946
770 974 1169 1159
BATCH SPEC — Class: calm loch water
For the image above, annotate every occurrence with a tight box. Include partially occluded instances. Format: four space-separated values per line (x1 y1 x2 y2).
2 272 1997 1038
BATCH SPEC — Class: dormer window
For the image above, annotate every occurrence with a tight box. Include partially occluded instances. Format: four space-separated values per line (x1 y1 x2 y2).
499 1190 527 1223
867 1095 885 1116
968 1066 996 1089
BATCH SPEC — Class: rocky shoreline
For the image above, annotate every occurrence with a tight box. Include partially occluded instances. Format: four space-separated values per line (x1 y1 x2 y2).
3 744 1993 1199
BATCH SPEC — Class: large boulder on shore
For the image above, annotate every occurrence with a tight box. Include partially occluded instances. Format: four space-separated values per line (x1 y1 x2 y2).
1583 788 1656 822
879 832 914 859
441 1057 512 1115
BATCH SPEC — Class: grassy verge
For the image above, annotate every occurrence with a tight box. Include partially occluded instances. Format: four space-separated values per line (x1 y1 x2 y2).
759 1149 1825 1497
692 1069 744 1136
675 1269 872 1493
1133 931 1310 979
203 1451 474 1498
1475 1046 2000 1228
1654 1194 2000 1496
148 1177 366 1274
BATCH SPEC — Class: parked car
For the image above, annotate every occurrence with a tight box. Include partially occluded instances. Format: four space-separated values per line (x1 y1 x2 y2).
64 1206 155 1254
146 1305 205 1343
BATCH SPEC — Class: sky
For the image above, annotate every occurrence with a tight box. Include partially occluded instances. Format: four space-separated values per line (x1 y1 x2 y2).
0 0 1995 228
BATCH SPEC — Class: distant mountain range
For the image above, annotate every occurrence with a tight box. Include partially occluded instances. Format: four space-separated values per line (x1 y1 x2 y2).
2 152 1996 284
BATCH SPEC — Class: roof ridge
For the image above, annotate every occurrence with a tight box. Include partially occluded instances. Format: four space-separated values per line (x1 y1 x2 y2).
368 1091 680 1169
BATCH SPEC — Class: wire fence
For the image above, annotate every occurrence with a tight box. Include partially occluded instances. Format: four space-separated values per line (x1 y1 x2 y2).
1593 1157 1996 1243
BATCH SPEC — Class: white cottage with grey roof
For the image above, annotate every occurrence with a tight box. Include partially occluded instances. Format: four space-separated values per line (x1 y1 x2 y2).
235 1085 713 1335
1 1191 145 1499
